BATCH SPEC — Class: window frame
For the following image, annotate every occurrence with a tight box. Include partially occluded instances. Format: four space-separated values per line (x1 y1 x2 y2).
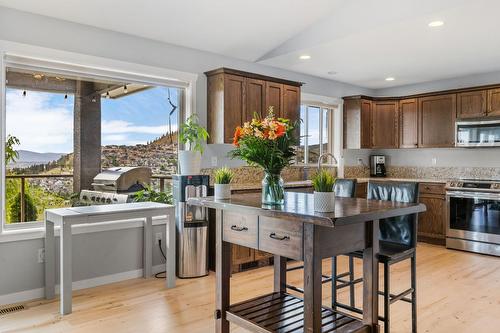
1 53 193 233
297 101 337 166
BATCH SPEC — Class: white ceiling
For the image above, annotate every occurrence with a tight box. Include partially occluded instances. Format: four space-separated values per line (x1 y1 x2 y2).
1 0 500 89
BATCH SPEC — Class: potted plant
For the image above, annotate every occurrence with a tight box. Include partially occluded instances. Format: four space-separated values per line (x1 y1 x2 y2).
312 169 337 212
178 114 209 175
230 107 297 205
214 167 234 200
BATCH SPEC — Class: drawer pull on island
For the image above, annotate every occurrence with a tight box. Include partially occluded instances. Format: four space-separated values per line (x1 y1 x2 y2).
269 233 290 241
230 225 248 232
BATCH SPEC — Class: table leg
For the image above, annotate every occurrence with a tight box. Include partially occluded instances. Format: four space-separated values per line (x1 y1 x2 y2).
274 255 287 293
166 211 176 288
143 216 153 278
303 223 322 333
363 219 380 331
60 219 72 315
215 209 231 333
44 214 55 300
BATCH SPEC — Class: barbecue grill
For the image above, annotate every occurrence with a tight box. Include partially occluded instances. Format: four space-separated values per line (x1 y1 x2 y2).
80 166 152 205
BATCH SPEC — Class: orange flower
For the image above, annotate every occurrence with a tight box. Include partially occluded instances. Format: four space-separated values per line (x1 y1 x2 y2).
275 123 286 138
233 126 242 146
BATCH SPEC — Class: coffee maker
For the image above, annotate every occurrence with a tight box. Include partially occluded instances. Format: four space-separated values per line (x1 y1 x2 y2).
370 155 386 177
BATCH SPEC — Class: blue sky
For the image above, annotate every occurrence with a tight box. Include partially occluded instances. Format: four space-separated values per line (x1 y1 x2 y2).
6 86 179 153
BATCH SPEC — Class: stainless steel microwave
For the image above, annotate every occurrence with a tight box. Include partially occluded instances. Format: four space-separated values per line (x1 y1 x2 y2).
456 120 500 147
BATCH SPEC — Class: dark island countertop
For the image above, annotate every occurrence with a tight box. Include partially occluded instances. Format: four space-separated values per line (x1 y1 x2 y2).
188 192 426 228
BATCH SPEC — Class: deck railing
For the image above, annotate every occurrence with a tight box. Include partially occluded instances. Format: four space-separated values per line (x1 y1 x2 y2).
5 173 172 223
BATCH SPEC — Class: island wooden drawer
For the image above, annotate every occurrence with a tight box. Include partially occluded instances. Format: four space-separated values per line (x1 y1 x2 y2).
419 183 445 195
258 217 303 260
223 212 258 248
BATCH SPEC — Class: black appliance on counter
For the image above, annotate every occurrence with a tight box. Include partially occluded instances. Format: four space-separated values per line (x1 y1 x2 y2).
369 155 386 177
446 179 500 256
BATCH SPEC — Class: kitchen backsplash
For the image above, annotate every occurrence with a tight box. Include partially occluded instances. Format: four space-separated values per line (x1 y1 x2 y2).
344 166 500 180
201 165 336 185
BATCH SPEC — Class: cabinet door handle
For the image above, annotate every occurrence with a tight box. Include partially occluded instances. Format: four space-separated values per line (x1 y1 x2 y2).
269 233 290 241
231 225 248 232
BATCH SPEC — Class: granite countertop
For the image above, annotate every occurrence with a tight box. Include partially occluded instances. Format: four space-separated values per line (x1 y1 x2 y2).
355 177 448 184
227 180 313 191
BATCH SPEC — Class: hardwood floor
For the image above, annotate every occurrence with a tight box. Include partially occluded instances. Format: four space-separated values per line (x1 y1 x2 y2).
1 243 499 333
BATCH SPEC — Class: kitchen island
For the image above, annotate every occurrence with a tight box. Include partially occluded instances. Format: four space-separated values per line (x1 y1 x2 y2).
188 192 425 333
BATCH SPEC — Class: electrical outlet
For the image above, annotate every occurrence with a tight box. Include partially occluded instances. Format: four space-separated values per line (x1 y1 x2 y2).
37 248 45 263
211 156 218 167
155 232 163 244
357 158 364 166
431 157 437 166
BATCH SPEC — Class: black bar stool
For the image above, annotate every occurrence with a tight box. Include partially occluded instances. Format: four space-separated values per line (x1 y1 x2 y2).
285 179 357 293
332 181 419 333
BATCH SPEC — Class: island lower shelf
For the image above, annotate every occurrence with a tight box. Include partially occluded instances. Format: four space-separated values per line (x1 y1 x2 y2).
226 292 369 333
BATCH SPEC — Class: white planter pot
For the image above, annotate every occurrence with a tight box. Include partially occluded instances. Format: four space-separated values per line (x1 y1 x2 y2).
314 191 336 213
179 150 201 175
214 184 231 200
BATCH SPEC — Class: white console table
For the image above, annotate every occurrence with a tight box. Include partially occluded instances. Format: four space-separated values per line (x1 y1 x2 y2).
44 202 175 315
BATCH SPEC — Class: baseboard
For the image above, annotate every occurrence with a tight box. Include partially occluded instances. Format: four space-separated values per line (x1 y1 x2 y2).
0 264 166 306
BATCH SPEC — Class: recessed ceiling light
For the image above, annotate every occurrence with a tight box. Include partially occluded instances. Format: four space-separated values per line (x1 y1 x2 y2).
385 77 395 81
299 55 311 60
428 20 444 27
327 71 337 75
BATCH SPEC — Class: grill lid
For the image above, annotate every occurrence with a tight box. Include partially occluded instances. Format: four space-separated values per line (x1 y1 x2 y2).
92 166 151 192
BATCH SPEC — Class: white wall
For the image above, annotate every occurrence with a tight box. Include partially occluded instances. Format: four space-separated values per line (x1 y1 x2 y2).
374 70 500 97
0 6 372 302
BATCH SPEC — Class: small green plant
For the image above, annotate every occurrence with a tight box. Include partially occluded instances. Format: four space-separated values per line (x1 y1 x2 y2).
8 192 38 222
179 114 209 154
133 185 173 204
5 135 20 164
312 169 336 192
214 167 234 184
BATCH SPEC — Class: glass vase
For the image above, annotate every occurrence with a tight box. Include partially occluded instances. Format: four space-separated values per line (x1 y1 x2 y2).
262 172 285 205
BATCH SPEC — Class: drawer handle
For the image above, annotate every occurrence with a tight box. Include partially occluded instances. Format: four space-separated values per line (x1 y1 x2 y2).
231 225 248 232
269 233 290 241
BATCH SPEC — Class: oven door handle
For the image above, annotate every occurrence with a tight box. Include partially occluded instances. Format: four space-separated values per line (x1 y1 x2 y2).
446 191 500 200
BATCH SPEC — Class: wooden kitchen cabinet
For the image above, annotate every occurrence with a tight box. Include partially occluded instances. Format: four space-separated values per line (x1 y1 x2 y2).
418 94 457 147
246 78 266 121
457 90 487 119
487 88 500 116
265 82 283 116
399 98 418 148
371 100 399 148
343 98 372 149
206 68 302 144
418 182 446 245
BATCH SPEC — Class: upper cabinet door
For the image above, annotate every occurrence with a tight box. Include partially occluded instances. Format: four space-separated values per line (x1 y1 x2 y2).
246 78 266 122
265 82 283 117
399 98 418 148
418 94 456 148
457 90 486 119
223 74 246 143
360 100 372 149
371 100 399 148
487 88 500 117
282 85 300 122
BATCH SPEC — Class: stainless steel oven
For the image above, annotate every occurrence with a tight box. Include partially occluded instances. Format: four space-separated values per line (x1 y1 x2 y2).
456 120 500 147
446 180 500 256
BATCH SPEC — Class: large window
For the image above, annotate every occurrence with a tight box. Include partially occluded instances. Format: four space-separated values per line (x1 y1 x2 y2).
2 63 184 227
297 103 335 164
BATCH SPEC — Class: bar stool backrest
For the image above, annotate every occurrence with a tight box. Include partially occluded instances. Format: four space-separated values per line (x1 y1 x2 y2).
334 179 357 198
367 181 419 247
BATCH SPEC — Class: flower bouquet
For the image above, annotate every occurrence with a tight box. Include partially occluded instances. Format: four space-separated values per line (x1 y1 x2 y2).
230 107 297 205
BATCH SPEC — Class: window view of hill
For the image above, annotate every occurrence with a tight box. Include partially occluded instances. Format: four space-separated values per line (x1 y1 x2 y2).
4 70 180 224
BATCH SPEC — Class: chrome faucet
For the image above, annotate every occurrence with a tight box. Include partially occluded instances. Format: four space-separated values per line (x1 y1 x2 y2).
317 153 338 170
